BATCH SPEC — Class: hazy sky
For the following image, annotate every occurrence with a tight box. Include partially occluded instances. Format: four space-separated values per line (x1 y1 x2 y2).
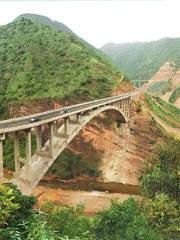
0 0 180 48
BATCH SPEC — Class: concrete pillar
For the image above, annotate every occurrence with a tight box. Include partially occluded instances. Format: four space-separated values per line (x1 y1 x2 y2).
25 129 31 180
120 100 122 109
122 100 125 113
0 140 3 179
124 99 127 116
35 126 42 154
14 132 20 174
48 122 54 158
53 121 58 135
127 98 130 117
69 114 80 124
77 113 80 122
64 117 69 135
0 134 5 179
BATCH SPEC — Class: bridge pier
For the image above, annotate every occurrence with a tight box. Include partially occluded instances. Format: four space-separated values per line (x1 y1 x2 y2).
0 134 5 179
35 126 42 155
48 122 54 158
25 129 32 181
69 114 81 124
14 132 20 175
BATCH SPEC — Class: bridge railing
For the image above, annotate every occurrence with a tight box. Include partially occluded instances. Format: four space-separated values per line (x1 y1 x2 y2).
0 90 140 134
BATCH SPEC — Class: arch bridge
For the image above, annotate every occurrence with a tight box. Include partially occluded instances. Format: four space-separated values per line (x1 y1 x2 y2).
0 91 139 195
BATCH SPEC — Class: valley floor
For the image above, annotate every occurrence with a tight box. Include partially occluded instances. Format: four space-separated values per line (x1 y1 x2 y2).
33 186 141 215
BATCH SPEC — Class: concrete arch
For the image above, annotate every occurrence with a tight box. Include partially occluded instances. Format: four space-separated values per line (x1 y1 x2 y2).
10 105 128 195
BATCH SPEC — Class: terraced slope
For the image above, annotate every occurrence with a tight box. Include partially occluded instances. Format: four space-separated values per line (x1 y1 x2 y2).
145 95 180 131
142 61 180 107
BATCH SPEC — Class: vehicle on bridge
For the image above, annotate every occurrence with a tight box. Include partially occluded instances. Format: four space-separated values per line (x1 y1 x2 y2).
29 117 42 123
59 108 68 114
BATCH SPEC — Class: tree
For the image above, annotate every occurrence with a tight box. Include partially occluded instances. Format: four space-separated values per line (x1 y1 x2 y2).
144 193 180 240
140 136 180 201
0 184 19 227
95 198 163 240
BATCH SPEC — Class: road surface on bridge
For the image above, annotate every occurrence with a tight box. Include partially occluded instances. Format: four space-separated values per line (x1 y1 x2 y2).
0 91 139 134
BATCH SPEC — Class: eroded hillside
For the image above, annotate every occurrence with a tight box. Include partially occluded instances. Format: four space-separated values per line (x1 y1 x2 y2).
141 61 179 107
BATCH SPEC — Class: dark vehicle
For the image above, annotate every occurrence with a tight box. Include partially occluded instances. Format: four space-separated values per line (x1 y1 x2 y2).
29 117 41 123
59 108 68 114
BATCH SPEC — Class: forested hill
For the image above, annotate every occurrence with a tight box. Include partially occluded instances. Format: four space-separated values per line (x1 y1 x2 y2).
0 16 125 115
100 37 180 80
15 13 91 47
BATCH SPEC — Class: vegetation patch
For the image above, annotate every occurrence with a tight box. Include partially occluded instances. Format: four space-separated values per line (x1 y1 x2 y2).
48 148 101 179
147 81 167 93
169 86 180 103
0 136 179 240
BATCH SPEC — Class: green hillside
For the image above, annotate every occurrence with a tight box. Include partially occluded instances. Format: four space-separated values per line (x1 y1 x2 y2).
0 17 124 116
15 13 91 47
100 38 180 80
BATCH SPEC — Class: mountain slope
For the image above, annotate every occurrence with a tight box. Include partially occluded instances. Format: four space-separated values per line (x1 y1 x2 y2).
141 61 180 107
101 37 180 80
0 17 126 116
15 13 91 47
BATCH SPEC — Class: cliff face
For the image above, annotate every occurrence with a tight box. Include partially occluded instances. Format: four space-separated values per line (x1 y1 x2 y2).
67 106 160 185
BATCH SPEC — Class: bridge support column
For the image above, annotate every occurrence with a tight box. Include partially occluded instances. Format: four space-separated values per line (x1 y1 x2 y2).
77 113 80 122
25 129 31 181
53 121 58 135
64 117 69 136
69 114 80 124
124 99 127 117
35 126 42 154
14 132 20 175
119 101 122 109
122 100 125 113
0 134 5 179
126 98 130 118
118 101 121 109
48 122 54 158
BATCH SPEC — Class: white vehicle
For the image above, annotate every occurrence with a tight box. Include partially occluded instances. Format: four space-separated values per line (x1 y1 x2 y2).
29 117 41 123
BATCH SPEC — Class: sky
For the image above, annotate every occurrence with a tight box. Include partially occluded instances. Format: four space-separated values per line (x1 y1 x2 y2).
0 0 180 48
